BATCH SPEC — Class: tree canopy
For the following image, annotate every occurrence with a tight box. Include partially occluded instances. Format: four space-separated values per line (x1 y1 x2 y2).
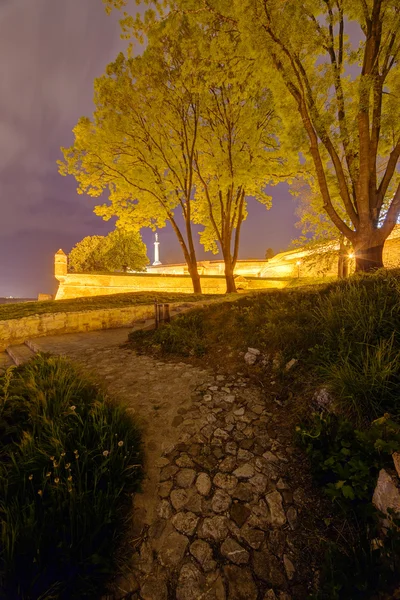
68 229 149 273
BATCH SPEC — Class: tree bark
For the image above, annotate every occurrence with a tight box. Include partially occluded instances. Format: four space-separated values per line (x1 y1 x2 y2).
354 242 384 272
224 264 237 293
187 261 202 294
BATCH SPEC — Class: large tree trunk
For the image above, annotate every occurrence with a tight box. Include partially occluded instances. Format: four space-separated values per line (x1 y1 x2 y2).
354 242 384 273
187 261 202 294
223 256 237 293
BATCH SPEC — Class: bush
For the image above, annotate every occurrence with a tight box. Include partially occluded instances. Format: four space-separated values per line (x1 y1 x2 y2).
0 355 143 599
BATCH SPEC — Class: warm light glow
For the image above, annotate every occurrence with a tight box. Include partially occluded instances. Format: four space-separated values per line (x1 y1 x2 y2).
296 260 301 266
349 253 355 259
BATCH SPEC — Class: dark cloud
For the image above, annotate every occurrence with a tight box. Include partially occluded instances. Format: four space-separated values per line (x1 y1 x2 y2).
0 0 297 297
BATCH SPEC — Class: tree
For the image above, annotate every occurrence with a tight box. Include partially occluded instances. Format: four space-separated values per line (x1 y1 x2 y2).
239 0 400 272
68 230 148 273
265 247 275 259
59 19 204 292
190 26 288 293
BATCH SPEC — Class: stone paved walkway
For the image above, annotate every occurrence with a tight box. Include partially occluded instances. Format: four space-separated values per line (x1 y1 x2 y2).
26 328 316 600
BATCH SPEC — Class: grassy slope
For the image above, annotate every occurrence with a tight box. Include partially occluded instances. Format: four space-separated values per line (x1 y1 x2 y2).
0 291 223 322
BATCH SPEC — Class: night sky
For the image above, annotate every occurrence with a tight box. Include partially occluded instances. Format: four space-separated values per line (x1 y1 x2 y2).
0 0 298 298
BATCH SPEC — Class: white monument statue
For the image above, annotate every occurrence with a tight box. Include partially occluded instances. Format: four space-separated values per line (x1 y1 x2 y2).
153 232 161 266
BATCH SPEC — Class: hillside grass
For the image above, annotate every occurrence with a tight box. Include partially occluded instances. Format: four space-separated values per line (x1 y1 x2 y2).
0 291 223 322
0 354 143 599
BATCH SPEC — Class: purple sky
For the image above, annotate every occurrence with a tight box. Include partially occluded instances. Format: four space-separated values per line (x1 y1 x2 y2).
0 0 298 297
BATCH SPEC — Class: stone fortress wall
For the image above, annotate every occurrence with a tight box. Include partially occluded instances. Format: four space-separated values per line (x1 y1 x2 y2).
54 226 400 301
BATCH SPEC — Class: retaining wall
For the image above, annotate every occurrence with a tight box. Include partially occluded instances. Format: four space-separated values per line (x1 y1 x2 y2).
0 304 156 352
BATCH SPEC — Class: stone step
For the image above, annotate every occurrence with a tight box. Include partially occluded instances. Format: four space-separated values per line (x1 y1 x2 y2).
25 338 42 353
6 344 36 366
0 351 14 373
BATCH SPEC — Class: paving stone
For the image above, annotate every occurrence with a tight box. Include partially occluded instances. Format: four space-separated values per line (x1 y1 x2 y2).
198 516 229 541
239 438 254 450
213 428 230 440
249 473 268 494
158 531 189 567
160 464 179 482
158 481 173 498
157 499 172 519
237 448 254 461
176 563 205 600
176 454 195 468
220 538 249 565
263 451 280 463
190 539 216 571
172 511 199 536
223 565 258 600
176 468 197 488
283 554 296 580
265 491 286 527
233 463 255 479
230 503 251 527
211 489 232 513
225 441 237 455
196 472 212 496
253 549 287 587
247 500 272 530
213 472 238 491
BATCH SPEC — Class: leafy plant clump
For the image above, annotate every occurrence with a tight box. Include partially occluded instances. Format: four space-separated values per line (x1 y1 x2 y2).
0 354 143 599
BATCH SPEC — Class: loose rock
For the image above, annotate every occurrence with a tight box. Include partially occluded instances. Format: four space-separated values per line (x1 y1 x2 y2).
220 538 249 565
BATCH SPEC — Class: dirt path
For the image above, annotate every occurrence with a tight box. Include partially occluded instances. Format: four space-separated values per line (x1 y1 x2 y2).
31 328 320 600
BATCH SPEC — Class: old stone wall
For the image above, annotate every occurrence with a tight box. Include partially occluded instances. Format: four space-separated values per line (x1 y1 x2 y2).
0 304 155 351
55 273 288 300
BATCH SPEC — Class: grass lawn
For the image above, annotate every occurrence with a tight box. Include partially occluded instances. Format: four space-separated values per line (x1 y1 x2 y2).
0 291 223 322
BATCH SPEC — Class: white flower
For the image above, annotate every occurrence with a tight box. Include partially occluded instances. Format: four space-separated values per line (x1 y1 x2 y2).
70 406 76 411
28 474 33 481
103 450 109 457
118 440 124 447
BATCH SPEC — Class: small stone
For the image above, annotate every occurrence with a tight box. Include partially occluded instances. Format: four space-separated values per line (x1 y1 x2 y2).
264 591 277 600
287 506 297 530
155 457 170 468
157 499 172 519
176 563 205 600
176 468 196 488
283 554 296 580
214 472 238 491
234 407 245 416
240 524 264 549
247 347 261 356
158 531 189 567
265 491 286 527
237 448 254 461
172 415 184 427
211 489 232 513
276 478 290 491
198 516 229 541
233 463 255 479
172 511 199 536
203 394 212 402
214 428 230 440
247 500 271 530
158 481 173 498
224 395 236 403
221 538 249 565
171 488 190 511
190 539 215 571
230 503 251 527
285 358 298 371
160 464 179 482
216 375 225 381
196 472 212 496
223 565 257 600
232 483 254 502
244 352 257 366
176 454 195 468
226 441 237 455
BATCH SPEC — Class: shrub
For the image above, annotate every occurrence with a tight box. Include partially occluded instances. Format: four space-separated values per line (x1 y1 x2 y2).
0 355 143 599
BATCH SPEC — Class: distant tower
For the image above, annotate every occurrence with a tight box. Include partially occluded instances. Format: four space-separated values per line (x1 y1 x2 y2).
153 233 162 266
54 249 68 279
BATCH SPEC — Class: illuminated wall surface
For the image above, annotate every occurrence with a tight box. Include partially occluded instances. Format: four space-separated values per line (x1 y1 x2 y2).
55 228 400 300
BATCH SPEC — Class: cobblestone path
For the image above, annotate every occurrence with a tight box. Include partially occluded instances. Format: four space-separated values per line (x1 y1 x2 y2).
31 329 315 600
